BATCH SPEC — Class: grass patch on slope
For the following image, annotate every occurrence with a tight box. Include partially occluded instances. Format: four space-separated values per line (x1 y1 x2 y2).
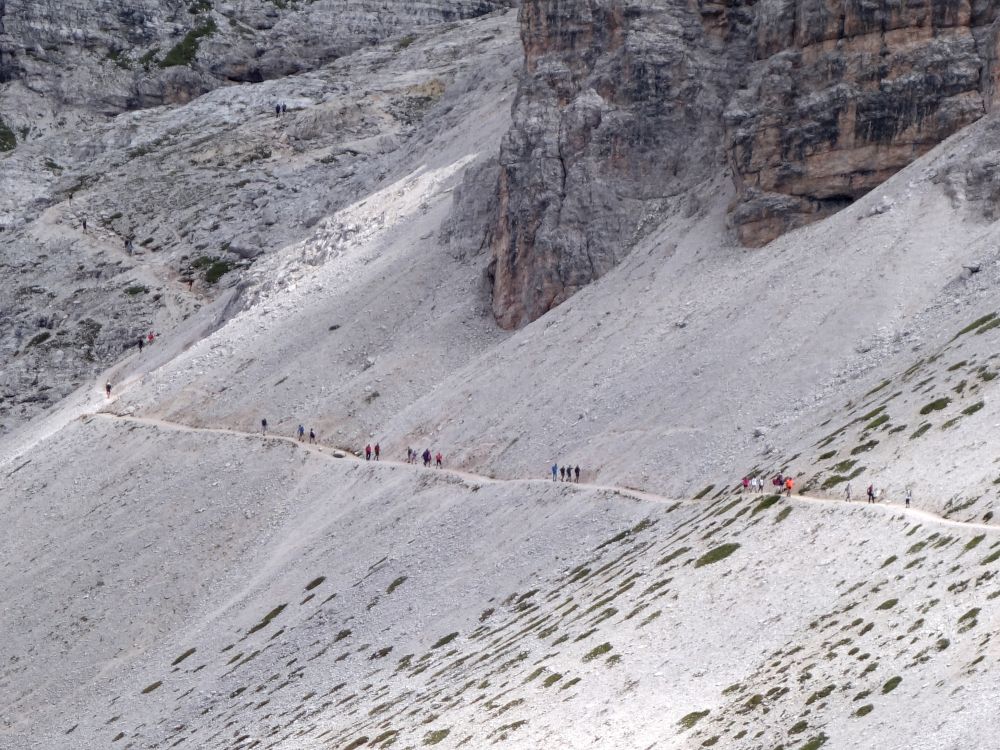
694 543 740 568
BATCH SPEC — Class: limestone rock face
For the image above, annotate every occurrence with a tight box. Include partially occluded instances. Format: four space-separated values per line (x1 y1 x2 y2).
489 0 754 329
490 0 1000 327
0 0 511 131
727 0 1000 246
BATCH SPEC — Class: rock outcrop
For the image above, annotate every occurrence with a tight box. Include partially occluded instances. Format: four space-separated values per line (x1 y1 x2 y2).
490 0 1000 327
727 0 1000 246
489 0 754 329
0 0 511 136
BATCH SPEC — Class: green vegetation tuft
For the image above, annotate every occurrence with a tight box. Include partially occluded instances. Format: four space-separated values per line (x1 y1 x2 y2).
582 643 613 662
801 733 830 750
774 506 793 524
171 648 196 666
0 117 16 151
387 576 407 595
423 729 450 745
160 18 218 68
910 423 932 439
962 401 985 416
881 676 901 694
851 440 879 455
953 313 997 339
432 632 459 649
677 710 710 730
854 704 874 717
694 543 741 568
919 397 950 415
693 484 715 500
751 495 781 515
141 681 162 694
876 598 898 610
247 604 286 635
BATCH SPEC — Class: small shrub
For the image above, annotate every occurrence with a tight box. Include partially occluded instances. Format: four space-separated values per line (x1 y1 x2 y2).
694 543 740 568
801 733 830 750
0 117 15 151
751 495 781 515
953 313 997 339
963 401 985 416
693 484 715 500
881 676 901 694
818 450 837 461
432 632 458 649
854 704 874 717
919 397 950 415
159 18 218 67
876 598 898 610
125 285 148 296
246 604 286 635
387 576 407 595
677 709 710 730
851 440 879 455
910 423 932 439
423 729 450 745
28 331 51 347
582 643 612 662
774 506 793 524
141 681 162 694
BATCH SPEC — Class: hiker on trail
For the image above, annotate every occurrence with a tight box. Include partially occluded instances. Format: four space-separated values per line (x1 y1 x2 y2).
742 476 750 493
844 483 852 501
309 428 316 444
261 418 268 436
551 463 558 481
275 103 281 117
374 443 380 461
297 424 305 441
905 487 912 508
82 218 88 232
125 238 134 256
560 466 566 481
147 331 155 345
406 447 413 463
574 465 580 482
281 103 287 115
365 444 372 461
105 381 112 398
784 477 793 497
435 451 443 469
138 337 144 352
422 448 431 467
867 484 875 504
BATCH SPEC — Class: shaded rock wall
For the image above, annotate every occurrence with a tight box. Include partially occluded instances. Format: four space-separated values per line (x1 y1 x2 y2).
728 0 1000 246
489 0 753 329
491 0 1000 327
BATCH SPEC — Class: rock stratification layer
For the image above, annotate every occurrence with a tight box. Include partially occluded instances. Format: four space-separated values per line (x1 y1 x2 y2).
490 0 1000 327
489 0 753 329
727 0 1000 247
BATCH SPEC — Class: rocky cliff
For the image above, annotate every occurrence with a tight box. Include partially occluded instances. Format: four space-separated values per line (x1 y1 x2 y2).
728 0 1000 246
0 0 510 137
489 0 754 329
490 0 1000 327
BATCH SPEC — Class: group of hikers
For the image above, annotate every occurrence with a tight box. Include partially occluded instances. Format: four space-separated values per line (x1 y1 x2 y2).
258 419 445 467
406 447 443 468
742 473 912 508
552 464 581 482
742 474 794 496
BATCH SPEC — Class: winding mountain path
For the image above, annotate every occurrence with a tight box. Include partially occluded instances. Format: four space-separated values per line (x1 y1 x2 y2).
92 411 1000 536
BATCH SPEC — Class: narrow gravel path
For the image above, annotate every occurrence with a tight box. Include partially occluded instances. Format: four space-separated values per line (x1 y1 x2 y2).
94 412 999 536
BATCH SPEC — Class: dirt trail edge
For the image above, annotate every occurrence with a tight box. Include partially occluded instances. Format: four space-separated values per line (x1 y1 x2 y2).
92 412 999 536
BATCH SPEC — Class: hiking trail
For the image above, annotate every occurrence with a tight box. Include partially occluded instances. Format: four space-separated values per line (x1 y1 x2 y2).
89 410 1000 536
